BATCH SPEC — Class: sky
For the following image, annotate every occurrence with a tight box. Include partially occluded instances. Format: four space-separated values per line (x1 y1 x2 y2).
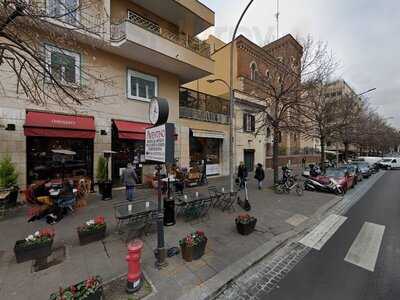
200 0 400 128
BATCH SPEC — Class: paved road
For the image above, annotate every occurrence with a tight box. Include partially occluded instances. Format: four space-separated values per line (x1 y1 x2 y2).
263 170 400 300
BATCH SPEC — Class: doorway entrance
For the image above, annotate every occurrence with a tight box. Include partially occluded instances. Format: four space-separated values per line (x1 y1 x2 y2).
244 149 255 172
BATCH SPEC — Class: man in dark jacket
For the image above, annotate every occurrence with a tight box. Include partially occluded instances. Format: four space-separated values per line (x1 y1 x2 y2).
237 161 248 190
121 163 139 201
254 163 265 190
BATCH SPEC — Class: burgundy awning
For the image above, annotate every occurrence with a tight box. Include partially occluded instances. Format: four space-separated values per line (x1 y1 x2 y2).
113 120 151 140
24 111 95 139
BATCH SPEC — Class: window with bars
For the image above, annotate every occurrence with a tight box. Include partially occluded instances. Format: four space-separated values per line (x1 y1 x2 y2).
127 69 158 102
45 44 80 85
47 0 79 25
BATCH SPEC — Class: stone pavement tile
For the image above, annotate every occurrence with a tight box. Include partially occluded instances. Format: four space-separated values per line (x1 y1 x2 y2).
31 268 64 300
147 277 184 300
193 264 217 283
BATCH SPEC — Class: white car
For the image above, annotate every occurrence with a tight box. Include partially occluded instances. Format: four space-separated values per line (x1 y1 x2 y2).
379 158 400 169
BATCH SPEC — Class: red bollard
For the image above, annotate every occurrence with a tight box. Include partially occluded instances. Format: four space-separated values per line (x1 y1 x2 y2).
126 239 144 293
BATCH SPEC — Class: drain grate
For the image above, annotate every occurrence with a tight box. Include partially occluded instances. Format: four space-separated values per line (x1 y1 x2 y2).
32 246 66 272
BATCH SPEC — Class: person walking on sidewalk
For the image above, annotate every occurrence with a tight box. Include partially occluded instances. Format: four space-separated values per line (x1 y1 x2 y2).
237 161 248 190
121 163 138 202
254 163 265 190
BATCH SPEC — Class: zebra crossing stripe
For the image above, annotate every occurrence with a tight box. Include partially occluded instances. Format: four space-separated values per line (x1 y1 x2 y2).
299 214 347 250
344 222 385 272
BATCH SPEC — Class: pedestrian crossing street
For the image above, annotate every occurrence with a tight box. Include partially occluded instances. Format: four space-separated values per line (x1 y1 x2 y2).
299 214 385 272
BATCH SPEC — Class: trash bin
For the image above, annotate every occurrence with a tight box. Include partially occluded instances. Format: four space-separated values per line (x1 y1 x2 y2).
164 197 175 226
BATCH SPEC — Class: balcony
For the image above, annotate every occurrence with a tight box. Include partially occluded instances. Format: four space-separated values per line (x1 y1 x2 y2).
126 0 214 36
109 13 214 83
179 88 230 124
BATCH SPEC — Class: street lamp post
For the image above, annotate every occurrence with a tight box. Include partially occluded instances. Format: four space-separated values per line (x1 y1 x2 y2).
228 0 255 193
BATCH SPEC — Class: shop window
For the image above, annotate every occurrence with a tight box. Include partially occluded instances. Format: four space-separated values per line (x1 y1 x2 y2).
243 113 255 132
27 137 93 184
190 137 221 165
45 44 81 85
47 0 79 25
127 69 158 102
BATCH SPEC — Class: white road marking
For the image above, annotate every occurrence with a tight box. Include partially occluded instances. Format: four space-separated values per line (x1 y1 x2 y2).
299 214 347 250
286 214 309 227
344 222 385 272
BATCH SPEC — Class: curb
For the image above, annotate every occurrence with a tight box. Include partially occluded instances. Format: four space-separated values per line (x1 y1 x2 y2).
176 230 296 300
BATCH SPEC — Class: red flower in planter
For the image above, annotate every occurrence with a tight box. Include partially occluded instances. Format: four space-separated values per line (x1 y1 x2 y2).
196 230 205 236
95 216 105 225
39 227 55 238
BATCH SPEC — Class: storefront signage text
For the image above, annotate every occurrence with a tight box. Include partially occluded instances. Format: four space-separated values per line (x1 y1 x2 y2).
145 123 174 163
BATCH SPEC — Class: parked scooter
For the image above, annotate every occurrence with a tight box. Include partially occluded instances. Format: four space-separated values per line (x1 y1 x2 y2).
304 176 344 195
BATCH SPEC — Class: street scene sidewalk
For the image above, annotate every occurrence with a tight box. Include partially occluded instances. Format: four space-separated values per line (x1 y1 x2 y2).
0 173 338 300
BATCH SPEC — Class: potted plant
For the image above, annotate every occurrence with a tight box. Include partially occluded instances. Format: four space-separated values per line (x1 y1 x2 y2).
14 228 55 263
235 214 257 235
77 216 107 245
49 276 103 300
179 230 207 262
0 155 19 208
96 156 111 199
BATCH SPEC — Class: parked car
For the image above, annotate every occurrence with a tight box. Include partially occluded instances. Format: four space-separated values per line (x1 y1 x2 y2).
379 158 400 169
340 164 360 186
353 162 371 178
323 168 354 193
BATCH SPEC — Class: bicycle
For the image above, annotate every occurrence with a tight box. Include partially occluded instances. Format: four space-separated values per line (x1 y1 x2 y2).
274 175 304 196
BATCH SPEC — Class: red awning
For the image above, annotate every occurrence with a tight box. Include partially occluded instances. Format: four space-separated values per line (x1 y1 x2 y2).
24 111 96 139
113 120 151 140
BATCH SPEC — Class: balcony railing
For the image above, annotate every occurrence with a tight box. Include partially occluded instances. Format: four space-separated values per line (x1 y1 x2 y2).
110 10 211 59
179 88 230 124
180 107 229 124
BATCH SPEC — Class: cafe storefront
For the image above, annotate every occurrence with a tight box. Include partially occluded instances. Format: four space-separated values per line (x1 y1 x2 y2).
189 129 224 176
24 111 95 185
111 120 151 185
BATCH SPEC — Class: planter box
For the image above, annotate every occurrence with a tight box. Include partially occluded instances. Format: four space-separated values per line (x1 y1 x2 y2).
181 239 207 262
14 239 53 263
236 218 257 235
78 225 106 245
49 278 103 300
192 239 207 260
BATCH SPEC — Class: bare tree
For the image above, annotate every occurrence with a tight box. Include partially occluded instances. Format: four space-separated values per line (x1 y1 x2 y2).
0 0 113 108
253 36 337 183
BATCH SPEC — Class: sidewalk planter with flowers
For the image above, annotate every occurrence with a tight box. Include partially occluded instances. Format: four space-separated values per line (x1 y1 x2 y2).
77 216 106 246
235 214 257 236
179 230 207 262
49 276 103 300
14 228 55 263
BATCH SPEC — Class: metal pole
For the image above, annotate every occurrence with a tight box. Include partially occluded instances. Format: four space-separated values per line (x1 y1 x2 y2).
229 0 254 193
155 164 167 269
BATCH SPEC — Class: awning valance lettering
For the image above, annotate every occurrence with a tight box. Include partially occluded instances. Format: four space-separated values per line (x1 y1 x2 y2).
24 111 95 139
191 129 225 139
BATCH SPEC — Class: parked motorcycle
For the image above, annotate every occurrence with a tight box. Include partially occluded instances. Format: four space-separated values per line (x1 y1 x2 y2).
304 176 344 195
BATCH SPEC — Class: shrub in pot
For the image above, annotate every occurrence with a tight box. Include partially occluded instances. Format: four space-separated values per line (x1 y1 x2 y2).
14 228 55 263
235 214 257 235
77 216 107 245
0 155 19 207
179 230 207 262
96 157 111 199
49 276 103 300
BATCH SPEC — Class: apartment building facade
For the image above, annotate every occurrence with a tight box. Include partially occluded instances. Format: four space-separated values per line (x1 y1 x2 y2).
184 33 304 172
0 0 215 187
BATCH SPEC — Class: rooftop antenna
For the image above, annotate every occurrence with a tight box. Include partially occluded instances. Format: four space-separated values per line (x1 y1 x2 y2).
275 0 280 40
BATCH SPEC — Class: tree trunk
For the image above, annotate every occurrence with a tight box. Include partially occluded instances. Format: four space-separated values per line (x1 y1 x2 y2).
272 127 280 184
344 142 349 162
320 136 326 171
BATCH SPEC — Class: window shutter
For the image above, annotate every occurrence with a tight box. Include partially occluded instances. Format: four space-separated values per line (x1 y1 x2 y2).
251 115 255 132
243 113 248 132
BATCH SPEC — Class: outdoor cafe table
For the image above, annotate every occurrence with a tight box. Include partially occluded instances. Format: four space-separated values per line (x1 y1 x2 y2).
114 200 157 234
